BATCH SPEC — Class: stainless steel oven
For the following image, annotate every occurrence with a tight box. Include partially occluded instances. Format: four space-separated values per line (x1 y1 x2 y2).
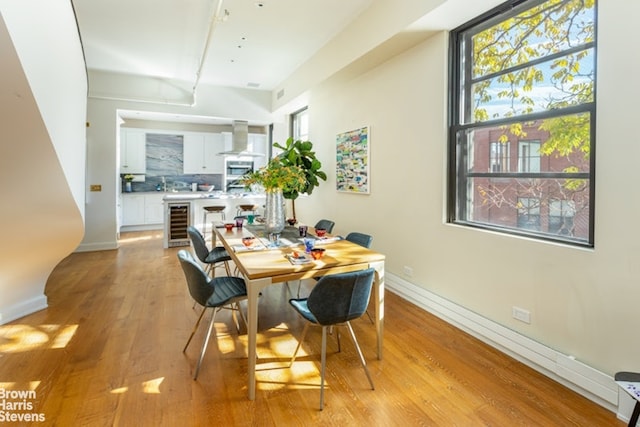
225 159 254 192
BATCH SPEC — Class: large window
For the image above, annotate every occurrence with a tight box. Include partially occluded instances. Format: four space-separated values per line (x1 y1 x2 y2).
448 0 596 246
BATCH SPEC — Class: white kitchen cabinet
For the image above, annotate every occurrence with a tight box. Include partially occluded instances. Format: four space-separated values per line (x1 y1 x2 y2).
183 132 226 174
144 193 165 224
121 194 145 225
121 193 165 228
120 129 146 174
249 133 268 169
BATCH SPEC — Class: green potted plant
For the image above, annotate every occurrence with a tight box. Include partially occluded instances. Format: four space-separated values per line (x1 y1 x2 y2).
241 159 306 193
123 174 135 192
272 137 327 222
241 160 307 234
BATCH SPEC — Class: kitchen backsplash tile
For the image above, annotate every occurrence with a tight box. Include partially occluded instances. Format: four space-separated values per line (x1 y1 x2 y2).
121 132 222 192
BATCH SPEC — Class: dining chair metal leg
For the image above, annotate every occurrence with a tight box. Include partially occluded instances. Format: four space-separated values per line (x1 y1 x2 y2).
365 309 374 324
193 307 218 380
183 306 208 352
345 321 375 390
231 301 248 334
320 325 328 410
284 280 303 298
290 323 310 367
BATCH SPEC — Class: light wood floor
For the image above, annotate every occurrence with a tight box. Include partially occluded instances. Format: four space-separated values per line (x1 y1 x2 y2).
0 230 623 426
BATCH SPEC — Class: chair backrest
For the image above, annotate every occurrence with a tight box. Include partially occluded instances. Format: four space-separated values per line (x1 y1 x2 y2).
314 219 335 234
345 232 373 249
177 249 214 306
187 226 210 264
307 268 375 325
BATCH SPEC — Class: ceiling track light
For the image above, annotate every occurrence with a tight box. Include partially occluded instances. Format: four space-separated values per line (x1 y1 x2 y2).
216 8 230 23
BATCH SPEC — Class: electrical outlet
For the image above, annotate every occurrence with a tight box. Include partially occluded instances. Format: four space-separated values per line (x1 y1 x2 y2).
403 266 413 277
512 306 531 324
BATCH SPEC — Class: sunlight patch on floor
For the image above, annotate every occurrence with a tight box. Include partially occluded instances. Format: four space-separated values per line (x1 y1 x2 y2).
142 377 164 394
110 377 165 395
0 324 78 353
118 234 158 244
0 381 40 391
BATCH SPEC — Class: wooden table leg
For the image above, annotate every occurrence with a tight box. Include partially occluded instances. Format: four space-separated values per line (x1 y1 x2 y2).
246 277 271 400
371 260 385 360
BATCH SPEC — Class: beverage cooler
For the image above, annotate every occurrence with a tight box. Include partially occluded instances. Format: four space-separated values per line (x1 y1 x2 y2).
163 202 191 248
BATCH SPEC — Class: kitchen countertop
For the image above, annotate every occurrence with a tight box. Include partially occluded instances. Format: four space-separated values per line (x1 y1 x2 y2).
160 192 265 201
121 190 265 200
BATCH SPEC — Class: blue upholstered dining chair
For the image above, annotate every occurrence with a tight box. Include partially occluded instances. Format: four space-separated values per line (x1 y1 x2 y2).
314 219 335 234
345 232 374 323
289 268 376 410
344 231 373 249
177 250 248 380
293 231 374 299
187 225 232 277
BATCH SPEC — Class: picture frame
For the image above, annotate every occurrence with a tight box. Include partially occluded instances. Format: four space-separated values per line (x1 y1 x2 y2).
336 126 370 194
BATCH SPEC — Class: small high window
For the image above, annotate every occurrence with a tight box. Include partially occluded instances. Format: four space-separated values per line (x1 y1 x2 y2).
291 107 309 141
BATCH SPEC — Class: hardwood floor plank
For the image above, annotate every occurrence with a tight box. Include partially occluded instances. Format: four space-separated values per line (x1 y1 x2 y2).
0 231 623 426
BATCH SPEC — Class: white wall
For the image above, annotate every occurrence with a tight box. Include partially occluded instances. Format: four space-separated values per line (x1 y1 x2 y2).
80 83 274 251
73 0 639 417
284 0 640 406
0 0 86 323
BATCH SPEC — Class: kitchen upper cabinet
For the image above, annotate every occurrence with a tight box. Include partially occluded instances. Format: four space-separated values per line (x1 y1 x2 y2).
183 132 225 174
249 133 268 169
120 129 146 174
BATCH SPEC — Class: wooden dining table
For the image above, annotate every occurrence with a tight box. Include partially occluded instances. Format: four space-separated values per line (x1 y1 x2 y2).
213 224 386 400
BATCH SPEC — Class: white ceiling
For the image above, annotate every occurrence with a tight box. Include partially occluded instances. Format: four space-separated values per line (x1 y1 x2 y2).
72 0 373 93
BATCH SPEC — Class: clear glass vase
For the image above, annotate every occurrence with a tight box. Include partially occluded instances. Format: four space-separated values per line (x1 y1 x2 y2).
264 188 285 235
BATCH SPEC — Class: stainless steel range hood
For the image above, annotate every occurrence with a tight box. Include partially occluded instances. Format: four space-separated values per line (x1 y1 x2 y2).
218 120 264 156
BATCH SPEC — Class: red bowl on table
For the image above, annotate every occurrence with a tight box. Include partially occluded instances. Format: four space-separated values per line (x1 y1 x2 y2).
310 248 326 260
315 228 327 238
224 223 234 232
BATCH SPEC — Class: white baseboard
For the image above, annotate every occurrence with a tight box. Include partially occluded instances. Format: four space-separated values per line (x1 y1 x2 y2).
385 273 619 414
74 241 118 252
0 295 48 325
120 224 163 232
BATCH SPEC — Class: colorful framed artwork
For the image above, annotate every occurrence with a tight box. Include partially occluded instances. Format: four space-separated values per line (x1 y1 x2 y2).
336 126 370 194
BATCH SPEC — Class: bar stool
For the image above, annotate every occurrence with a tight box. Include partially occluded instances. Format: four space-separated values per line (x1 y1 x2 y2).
203 205 226 238
236 204 260 218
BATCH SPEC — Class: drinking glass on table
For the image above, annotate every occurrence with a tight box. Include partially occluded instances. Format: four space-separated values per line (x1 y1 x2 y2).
298 225 308 237
304 238 314 253
269 233 280 246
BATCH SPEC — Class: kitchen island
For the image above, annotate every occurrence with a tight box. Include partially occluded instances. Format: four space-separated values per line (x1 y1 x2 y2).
160 191 266 248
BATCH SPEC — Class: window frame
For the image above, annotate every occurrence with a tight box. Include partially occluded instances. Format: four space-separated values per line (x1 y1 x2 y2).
517 140 541 173
290 107 309 141
447 0 597 247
